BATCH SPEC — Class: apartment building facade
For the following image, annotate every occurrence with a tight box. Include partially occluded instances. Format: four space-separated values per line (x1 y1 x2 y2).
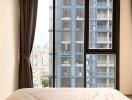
49 0 116 88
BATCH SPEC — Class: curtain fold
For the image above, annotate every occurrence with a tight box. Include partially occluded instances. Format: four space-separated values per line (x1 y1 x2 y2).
19 0 38 89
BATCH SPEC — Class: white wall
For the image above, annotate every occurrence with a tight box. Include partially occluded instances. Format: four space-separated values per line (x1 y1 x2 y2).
0 0 19 99
120 0 132 95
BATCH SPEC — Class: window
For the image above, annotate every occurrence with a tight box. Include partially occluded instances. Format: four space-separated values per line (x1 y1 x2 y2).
85 0 120 88
53 0 119 88
31 0 53 88
31 0 120 89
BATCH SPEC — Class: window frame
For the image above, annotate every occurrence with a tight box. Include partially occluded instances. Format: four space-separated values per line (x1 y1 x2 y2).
84 0 120 89
53 0 120 89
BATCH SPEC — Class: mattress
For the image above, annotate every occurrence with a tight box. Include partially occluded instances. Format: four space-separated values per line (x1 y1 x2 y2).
6 88 130 100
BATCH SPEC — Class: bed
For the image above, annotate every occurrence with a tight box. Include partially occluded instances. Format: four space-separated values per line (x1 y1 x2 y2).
6 88 130 100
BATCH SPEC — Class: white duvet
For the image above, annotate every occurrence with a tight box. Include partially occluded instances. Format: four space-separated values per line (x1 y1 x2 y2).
6 88 130 100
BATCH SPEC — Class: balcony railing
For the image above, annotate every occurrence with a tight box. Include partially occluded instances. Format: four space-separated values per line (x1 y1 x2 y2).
109 72 114 77
96 26 112 32
96 72 115 78
96 3 112 8
97 14 112 20
97 38 108 43
61 51 72 56
63 27 71 31
90 26 112 32
96 72 107 77
97 60 107 64
89 15 96 20
61 17 71 20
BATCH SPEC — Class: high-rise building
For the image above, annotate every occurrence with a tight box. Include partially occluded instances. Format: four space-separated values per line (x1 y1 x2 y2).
49 0 115 88
87 0 115 88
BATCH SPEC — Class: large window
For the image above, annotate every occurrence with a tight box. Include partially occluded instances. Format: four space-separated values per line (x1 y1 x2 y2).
31 0 120 89
53 0 119 88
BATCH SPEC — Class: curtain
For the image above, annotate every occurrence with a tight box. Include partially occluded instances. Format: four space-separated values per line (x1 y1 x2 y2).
19 0 38 88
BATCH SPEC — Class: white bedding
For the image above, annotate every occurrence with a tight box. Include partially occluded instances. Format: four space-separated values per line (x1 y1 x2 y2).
6 88 130 100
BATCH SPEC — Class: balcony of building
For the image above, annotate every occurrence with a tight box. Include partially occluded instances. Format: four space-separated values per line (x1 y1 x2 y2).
61 67 71 77
76 55 83 64
61 0 84 7
96 72 107 77
96 38 108 44
61 8 71 20
96 2 112 9
109 72 115 78
76 8 84 20
62 20 71 31
61 57 71 66
75 67 84 77
89 15 96 20
76 20 84 32
76 42 84 53
96 72 115 78
61 17 71 20
96 26 112 32
60 78 71 87
97 14 112 20
76 64 83 67
62 0 71 7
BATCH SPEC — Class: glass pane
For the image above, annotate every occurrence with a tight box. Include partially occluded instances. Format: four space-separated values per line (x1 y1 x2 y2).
86 54 116 88
89 0 113 49
31 0 53 88
55 0 84 87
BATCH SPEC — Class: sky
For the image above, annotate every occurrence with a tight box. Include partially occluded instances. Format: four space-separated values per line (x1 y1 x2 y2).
34 0 50 47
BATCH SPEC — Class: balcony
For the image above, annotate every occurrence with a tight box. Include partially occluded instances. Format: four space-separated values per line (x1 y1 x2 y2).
76 17 84 20
97 14 112 20
61 17 71 20
61 51 72 56
61 63 71 67
96 72 107 77
96 3 112 9
96 38 108 44
76 28 84 32
89 15 96 20
96 26 112 32
61 76 83 78
96 63 107 67
109 72 114 78
76 64 83 67
63 27 71 31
